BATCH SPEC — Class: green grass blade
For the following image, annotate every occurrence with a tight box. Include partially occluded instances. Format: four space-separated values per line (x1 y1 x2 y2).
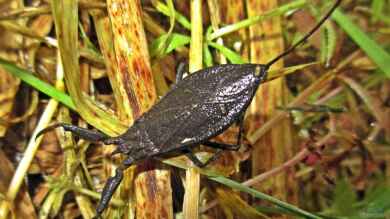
150 33 190 56
0 58 76 110
52 0 125 135
153 0 191 30
163 156 321 219
203 43 213 67
208 42 244 64
150 0 176 57
332 9 390 77
208 175 322 219
371 0 384 23
207 0 306 41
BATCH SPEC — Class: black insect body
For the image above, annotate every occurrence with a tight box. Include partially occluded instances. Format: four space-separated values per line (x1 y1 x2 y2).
120 63 266 156
36 0 341 217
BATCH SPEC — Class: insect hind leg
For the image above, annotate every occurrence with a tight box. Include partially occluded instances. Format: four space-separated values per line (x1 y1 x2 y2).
203 141 240 151
236 115 244 146
185 149 223 168
36 123 114 143
202 115 245 151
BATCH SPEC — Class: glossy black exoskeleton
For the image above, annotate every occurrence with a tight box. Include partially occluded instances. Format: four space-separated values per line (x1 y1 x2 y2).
36 0 341 217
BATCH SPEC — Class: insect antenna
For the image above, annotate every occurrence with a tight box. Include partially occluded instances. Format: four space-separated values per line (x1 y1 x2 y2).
265 0 342 69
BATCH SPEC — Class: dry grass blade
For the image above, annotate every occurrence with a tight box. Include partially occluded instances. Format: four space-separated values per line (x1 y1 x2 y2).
247 70 336 144
0 5 50 20
1 1 389 219
339 75 390 137
99 0 169 218
221 0 249 61
0 69 20 136
51 0 126 136
57 108 95 218
106 0 157 122
216 188 267 219
183 0 203 218
0 52 64 219
207 0 227 64
134 170 173 218
0 21 52 45
0 150 37 219
183 167 200 219
5 91 38 124
246 0 297 212
244 133 334 187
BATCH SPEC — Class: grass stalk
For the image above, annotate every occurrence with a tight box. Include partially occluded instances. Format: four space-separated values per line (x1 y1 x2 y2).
0 52 64 219
208 0 306 41
183 0 203 218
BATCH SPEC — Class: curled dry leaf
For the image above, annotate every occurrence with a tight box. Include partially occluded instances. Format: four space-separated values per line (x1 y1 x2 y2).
0 150 37 219
0 69 20 137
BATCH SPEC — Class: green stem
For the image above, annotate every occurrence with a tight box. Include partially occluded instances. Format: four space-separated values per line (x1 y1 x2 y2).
208 0 306 41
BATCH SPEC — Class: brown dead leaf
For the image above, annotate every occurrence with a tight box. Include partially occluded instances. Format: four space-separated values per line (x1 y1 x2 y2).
0 69 20 136
0 150 37 219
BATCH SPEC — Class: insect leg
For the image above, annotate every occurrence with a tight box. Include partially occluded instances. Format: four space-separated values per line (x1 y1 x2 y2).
36 123 122 145
175 62 188 83
236 114 244 146
94 156 135 218
185 150 223 168
36 123 108 141
185 152 204 167
203 141 240 151
203 114 245 151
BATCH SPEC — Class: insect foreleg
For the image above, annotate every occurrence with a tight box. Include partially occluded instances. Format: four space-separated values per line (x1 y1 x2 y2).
36 123 122 145
94 156 135 218
36 123 108 141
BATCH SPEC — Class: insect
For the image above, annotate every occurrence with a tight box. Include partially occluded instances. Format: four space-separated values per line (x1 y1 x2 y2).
36 0 341 217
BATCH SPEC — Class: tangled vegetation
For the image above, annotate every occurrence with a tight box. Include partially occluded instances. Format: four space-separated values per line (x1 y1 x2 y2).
0 0 389 218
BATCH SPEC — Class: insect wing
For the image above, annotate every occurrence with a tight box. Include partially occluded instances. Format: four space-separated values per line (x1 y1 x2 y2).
138 64 261 153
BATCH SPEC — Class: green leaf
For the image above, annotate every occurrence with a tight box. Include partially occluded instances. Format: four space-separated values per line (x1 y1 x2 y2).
331 180 357 217
78 22 100 54
203 43 213 67
254 205 294 216
150 0 176 57
332 9 390 78
371 0 384 23
150 33 191 57
50 188 69 217
357 186 390 219
78 23 104 63
150 33 170 57
0 58 76 110
325 181 390 219
208 42 244 64
320 22 337 66
153 0 191 30
207 0 307 41
163 156 322 219
209 175 322 219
